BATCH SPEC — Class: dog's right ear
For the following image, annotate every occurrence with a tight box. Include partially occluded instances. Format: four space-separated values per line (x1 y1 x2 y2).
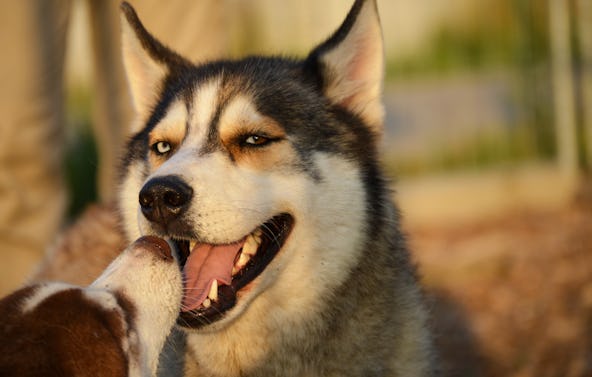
119 2 188 119
304 0 384 133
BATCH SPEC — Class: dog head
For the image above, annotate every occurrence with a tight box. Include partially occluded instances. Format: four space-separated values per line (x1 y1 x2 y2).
0 236 182 377
118 0 385 331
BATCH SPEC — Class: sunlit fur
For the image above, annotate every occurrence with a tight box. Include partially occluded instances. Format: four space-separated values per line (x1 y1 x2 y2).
0 239 182 377
118 0 435 376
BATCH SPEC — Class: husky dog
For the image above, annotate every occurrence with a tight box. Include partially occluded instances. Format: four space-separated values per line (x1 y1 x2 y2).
117 0 435 375
0 236 182 377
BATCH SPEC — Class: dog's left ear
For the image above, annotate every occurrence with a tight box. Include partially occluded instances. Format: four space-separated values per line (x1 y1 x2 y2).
305 0 384 132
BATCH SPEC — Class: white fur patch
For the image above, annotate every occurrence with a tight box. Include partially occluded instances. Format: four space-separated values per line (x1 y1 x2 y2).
187 78 222 146
152 100 188 137
219 95 264 130
252 153 367 315
184 154 367 373
82 288 121 313
119 160 147 241
90 240 183 376
21 282 76 314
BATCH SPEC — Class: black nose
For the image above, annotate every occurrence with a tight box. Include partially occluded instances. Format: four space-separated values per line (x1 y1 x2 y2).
139 175 193 227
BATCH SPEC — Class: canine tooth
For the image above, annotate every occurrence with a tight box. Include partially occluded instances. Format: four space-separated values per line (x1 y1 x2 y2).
253 228 262 240
208 280 218 302
189 240 197 251
203 298 211 308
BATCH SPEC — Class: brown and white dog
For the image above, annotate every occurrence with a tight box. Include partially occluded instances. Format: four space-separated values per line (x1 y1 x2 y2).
0 236 183 377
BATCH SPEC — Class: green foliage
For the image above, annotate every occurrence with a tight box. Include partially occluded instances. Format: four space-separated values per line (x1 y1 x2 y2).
64 86 98 219
385 0 549 80
384 0 556 175
383 126 554 178
63 128 98 219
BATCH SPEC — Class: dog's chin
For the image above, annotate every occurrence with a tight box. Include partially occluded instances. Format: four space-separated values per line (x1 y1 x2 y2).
145 213 294 330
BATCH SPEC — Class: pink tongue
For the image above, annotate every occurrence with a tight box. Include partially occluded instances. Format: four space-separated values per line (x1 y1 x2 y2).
182 241 244 312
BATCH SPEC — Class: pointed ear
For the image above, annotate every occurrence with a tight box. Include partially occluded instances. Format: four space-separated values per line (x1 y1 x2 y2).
119 2 188 118
306 0 385 132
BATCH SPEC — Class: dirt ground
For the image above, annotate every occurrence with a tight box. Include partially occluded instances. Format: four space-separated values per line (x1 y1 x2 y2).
409 190 592 377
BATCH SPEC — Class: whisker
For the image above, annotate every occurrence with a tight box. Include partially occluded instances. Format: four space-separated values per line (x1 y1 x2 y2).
260 221 283 249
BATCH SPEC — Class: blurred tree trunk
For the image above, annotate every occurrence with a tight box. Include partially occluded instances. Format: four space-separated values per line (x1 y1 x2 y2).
576 0 592 171
548 0 579 178
87 0 132 203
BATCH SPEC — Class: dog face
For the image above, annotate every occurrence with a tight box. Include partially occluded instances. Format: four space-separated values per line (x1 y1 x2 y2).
0 236 182 377
118 0 385 331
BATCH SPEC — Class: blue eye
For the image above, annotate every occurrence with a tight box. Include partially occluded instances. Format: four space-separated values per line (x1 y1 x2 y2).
153 141 172 155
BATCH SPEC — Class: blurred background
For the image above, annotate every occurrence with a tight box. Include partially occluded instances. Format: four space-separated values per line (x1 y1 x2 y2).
2 0 592 376
60 0 590 221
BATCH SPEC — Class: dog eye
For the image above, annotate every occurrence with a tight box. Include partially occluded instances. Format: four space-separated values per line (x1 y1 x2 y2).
152 141 172 155
244 135 270 146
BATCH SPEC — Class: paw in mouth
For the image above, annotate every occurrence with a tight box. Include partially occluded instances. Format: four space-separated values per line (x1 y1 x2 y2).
175 214 293 328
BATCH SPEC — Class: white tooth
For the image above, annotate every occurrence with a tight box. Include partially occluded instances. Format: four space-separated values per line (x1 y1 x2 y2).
237 252 250 268
203 298 211 308
232 266 239 275
208 280 218 302
253 228 262 240
189 240 197 251
242 235 258 256
253 232 262 245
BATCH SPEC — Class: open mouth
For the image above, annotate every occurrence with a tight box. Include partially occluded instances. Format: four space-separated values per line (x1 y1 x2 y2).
174 213 294 328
